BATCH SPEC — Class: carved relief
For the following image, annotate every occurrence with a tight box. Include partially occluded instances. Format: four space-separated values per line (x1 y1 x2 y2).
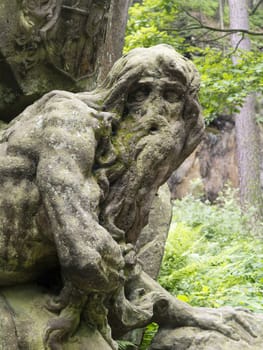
16 0 110 80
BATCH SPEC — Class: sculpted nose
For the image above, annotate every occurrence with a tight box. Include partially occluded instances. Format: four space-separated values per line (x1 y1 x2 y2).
148 96 167 116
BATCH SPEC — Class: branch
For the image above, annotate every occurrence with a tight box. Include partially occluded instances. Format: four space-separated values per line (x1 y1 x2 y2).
177 27 233 42
163 25 263 36
176 9 263 36
229 33 245 56
250 0 263 16
195 32 234 44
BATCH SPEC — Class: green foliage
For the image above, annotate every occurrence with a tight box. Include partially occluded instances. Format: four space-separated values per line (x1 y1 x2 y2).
179 0 220 18
125 0 263 122
159 189 263 311
195 48 263 122
250 5 263 31
139 323 159 350
117 340 137 350
125 0 182 52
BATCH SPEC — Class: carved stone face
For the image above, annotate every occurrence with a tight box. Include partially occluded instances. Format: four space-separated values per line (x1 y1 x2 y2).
111 71 199 181
123 74 187 154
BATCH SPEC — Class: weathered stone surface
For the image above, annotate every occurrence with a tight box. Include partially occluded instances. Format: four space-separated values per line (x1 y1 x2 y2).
137 183 172 279
150 311 263 350
169 115 263 202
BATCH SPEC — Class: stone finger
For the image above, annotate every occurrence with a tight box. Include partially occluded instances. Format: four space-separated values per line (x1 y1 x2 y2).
233 314 257 338
235 307 254 314
210 321 240 341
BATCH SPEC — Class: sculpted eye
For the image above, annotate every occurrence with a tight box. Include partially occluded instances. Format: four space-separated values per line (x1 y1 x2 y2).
163 89 182 103
128 86 150 103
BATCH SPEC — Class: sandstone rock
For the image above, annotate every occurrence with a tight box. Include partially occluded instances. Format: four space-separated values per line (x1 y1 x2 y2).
137 183 172 279
168 116 239 201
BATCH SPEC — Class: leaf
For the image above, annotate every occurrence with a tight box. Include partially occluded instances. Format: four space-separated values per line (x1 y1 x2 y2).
177 294 190 302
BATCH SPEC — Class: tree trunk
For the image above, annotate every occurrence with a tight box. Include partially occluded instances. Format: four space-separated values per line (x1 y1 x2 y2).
229 0 263 216
99 0 131 81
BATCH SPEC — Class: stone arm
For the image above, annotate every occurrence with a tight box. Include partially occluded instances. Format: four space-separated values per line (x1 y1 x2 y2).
36 115 124 294
111 270 256 341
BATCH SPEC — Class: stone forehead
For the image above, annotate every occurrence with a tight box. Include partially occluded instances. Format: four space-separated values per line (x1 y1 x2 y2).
124 45 199 87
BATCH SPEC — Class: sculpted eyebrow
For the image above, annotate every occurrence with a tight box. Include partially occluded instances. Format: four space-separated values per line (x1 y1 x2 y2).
137 78 186 91
162 83 186 96
160 79 186 89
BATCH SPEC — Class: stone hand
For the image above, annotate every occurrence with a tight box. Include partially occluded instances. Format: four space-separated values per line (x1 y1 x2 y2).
191 306 257 341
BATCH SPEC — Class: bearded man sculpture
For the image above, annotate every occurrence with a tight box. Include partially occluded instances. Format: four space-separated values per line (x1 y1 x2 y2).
0 45 260 350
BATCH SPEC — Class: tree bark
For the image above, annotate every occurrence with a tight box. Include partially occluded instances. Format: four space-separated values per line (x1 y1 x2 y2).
99 0 131 81
229 0 263 216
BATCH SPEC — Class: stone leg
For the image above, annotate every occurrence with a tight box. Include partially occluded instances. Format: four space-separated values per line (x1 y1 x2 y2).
111 271 263 349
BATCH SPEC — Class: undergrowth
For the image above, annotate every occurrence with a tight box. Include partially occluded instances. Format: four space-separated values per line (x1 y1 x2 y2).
159 188 263 311
140 188 263 350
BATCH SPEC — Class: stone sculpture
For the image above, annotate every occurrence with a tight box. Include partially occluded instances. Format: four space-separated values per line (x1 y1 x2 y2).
0 45 262 349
